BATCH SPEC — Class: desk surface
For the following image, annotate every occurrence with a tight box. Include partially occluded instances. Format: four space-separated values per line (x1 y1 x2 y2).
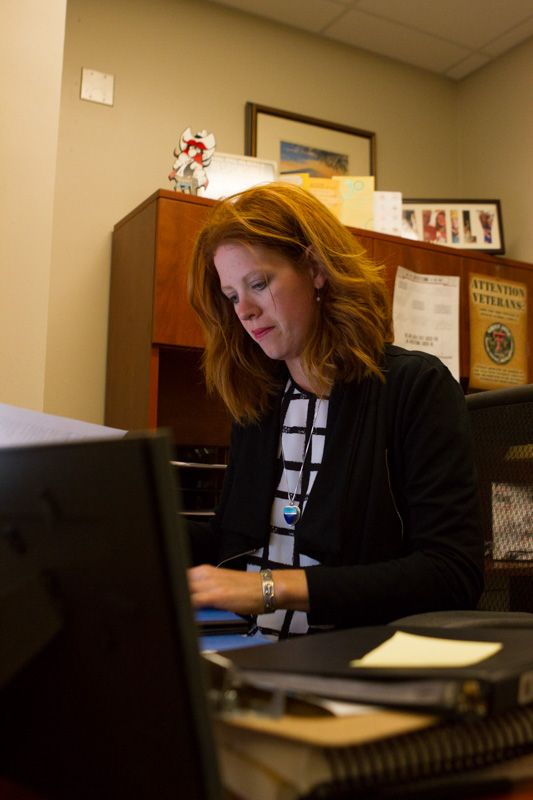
3 780 533 800
225 781 533 799
225 784 533 799
461 783 533 799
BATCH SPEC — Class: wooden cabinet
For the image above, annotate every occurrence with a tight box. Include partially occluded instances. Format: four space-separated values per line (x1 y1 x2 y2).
362 231 533 388
105 190 533 447
105 189 230 446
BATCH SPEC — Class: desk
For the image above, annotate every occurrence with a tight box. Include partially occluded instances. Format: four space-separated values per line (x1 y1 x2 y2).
224 778 533 799
0 780 48 799
478 754 533 798
479 783 533 799
224 782 533 799
2 778 533 800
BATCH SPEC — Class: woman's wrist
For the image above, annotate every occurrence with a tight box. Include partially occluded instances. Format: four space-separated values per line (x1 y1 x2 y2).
270 569 310 612
259 569 275 613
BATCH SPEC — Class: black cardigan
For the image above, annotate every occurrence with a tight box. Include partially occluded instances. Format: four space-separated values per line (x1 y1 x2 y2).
187 345 484 629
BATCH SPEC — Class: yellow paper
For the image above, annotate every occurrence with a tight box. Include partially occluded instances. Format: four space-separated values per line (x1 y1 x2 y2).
332 175 375 229
307 177 341 218
349 630 502 669
468 272 528 390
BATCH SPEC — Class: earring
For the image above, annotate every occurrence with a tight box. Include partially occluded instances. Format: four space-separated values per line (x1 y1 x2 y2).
315 289 321 302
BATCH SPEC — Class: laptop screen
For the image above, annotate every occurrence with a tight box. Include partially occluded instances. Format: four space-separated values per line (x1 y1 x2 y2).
0 431 221 800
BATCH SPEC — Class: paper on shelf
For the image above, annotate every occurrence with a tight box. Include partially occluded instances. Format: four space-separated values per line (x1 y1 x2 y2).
332 175 374 229
373 190 402 236
0 402 126 447
349 630 502 669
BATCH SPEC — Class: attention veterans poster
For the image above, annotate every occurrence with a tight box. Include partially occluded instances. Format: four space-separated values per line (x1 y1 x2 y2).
469 273 528 390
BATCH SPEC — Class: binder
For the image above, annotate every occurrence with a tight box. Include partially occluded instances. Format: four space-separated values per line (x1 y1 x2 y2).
216 701 533 800
222 625 533 717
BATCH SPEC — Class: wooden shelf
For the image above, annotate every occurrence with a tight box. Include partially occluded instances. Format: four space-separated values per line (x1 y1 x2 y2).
105 190 533 448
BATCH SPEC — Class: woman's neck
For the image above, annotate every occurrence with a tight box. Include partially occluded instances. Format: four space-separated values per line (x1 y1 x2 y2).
286 360 331 396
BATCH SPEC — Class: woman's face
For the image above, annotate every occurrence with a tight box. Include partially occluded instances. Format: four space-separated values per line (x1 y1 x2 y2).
214 242 324 382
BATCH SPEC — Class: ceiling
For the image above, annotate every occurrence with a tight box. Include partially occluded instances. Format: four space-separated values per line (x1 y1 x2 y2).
206 0 533 79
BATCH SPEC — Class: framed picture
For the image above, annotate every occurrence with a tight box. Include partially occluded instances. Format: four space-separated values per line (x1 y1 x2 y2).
245 103 376 182
402 199 504 254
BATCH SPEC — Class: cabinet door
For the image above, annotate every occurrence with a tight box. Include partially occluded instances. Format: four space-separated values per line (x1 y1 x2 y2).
153 195 212 347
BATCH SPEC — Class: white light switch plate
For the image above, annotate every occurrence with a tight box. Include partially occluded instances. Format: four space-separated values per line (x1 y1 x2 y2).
80 68 114 106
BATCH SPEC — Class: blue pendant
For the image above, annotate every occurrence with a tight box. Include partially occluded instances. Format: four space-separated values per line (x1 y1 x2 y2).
283 504 301 526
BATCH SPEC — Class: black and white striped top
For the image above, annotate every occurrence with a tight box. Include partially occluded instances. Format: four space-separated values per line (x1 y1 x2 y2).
246 379 329 638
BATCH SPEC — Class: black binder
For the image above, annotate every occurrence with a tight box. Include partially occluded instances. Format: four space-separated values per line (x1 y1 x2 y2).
223 625 533 717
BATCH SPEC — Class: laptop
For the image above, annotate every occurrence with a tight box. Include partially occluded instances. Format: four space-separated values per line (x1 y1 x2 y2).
0 431 221 800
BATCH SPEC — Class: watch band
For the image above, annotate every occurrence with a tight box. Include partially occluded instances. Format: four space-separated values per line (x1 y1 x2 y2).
260 568 275 614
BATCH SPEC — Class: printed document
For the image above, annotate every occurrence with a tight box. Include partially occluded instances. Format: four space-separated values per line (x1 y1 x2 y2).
393 266 460 381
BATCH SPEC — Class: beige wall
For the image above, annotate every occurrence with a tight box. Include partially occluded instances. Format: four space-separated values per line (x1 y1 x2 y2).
0 0 67 411
45 0 460 424
459 35 533 263
3 0 533 423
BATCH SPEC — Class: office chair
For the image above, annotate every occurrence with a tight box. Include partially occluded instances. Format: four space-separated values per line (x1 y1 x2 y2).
392 382 533 629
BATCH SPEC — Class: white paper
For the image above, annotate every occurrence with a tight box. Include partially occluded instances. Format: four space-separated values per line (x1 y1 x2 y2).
373 191 402 236
202 152 277 200
0 403 126 447
310 698 380 717
350 631 502 669
393 266 460 381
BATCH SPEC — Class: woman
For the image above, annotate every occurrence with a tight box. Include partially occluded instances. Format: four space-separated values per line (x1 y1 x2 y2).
186 182 483 639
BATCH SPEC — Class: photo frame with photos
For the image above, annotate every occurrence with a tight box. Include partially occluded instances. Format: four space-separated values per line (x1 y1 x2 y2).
245 103 376 182
402 199 504 254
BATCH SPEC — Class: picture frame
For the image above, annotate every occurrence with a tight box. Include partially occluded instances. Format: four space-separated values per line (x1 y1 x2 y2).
402 199 504 254
245 102 376 183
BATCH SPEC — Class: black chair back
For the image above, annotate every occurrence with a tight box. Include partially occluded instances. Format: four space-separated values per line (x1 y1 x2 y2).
466 385 533 612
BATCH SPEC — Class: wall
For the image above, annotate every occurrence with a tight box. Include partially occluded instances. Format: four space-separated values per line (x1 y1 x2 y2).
5 0 532 424
0 0 67 411
459 36 533 264
46 0 459 424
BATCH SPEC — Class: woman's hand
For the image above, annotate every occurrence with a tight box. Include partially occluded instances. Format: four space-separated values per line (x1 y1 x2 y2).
187 565 310 615
187 565 264 615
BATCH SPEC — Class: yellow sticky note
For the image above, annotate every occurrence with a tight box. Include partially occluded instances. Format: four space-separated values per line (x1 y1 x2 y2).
349 631 502 669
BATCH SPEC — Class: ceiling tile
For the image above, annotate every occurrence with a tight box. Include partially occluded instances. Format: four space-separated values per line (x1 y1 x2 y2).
204 0 533 78
205 0 346 34
354 0 533 49
325 9 471 72
444 53 492 81
482 19 533 56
